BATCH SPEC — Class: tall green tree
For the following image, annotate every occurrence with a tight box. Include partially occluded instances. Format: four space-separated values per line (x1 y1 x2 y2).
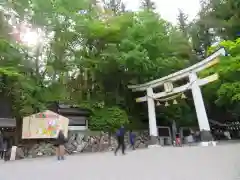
202 38 240 121
189 8 214 58
140 0 156 10
177 9 189 40
207 0 240 40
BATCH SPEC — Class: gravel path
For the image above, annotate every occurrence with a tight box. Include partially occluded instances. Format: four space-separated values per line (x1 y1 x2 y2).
1 143 240 180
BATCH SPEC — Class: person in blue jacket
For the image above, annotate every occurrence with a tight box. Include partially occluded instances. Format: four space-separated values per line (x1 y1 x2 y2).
129 130 136 150
114 125 126 155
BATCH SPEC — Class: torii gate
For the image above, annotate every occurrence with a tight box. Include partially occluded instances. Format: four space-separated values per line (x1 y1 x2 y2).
128 48 226 146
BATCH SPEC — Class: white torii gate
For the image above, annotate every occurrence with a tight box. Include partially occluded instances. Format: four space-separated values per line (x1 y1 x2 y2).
128 48 226 146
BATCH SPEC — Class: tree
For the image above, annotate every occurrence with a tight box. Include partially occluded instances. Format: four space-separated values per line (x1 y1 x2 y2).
177 9 189 40
0 0 213 135
103 0 126 14
140 0 156 10
207 0 240 40
89 106 129 131
188 2 216 59
202 38 240 120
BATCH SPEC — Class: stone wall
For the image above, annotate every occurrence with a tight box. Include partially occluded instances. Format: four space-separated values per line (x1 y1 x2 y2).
20 130 149 159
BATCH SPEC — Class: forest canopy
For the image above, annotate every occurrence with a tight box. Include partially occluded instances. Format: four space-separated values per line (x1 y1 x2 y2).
0 0 240 132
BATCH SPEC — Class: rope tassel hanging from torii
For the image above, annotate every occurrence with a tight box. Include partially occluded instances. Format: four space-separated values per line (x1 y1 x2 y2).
156 101 161 106
173 99 178 105
165 101 169 107
154 92 187 107
181 93 186 99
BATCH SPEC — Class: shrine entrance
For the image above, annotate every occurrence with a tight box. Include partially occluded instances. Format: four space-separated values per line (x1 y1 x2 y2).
128 48 226 146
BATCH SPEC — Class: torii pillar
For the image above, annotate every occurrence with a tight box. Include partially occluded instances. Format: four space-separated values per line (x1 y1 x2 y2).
189 72 212 141
147 88 158 144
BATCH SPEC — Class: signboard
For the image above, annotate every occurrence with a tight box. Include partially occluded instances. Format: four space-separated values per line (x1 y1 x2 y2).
22 110 69 139
164 82 173 93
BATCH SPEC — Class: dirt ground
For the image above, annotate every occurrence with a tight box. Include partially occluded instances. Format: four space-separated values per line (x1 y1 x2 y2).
0 143 240 180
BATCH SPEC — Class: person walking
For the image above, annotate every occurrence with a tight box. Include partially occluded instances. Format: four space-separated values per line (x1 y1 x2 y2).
56 130 66 160
1 138 7 160
114 125 126 155
129 130 135 150
0 131 3 160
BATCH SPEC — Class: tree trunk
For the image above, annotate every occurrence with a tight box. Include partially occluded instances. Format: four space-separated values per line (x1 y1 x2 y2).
14 116 22 146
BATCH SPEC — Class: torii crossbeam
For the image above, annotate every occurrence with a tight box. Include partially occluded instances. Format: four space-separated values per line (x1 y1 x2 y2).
128 48 226 146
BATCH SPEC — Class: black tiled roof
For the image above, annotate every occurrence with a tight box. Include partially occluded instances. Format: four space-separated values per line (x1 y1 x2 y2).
0 118 16 127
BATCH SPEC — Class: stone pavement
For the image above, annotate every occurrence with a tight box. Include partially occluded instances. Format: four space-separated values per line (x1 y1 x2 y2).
1 143 240 180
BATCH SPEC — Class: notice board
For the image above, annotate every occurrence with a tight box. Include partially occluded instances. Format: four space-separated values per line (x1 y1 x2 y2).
22 110 69 139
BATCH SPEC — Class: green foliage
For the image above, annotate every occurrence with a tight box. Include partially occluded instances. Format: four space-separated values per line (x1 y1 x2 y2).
0 0 196 130
0 67 21 77
89 106 129 131
158 100 197 126
140 0 156 10
2 0 240 132
201 38 240 118
207 0 240 40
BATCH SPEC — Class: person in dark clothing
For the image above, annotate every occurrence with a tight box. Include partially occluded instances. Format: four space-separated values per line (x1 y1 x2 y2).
1 138 7 160
114 125 126 155
56 130 66 160
129 130 135 150
0 131 3 159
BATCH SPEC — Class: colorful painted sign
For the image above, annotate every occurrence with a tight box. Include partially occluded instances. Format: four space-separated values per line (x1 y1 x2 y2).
22 110 69 139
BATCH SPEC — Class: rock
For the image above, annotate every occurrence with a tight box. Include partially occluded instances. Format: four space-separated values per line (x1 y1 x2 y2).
37 152 43 156
27 143 55 158
16 147 24 159
19 130 150 159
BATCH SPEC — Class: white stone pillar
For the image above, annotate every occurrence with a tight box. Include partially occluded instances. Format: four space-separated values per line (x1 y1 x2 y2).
189 72 212 141
147 88 158 145
10 146 17 161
